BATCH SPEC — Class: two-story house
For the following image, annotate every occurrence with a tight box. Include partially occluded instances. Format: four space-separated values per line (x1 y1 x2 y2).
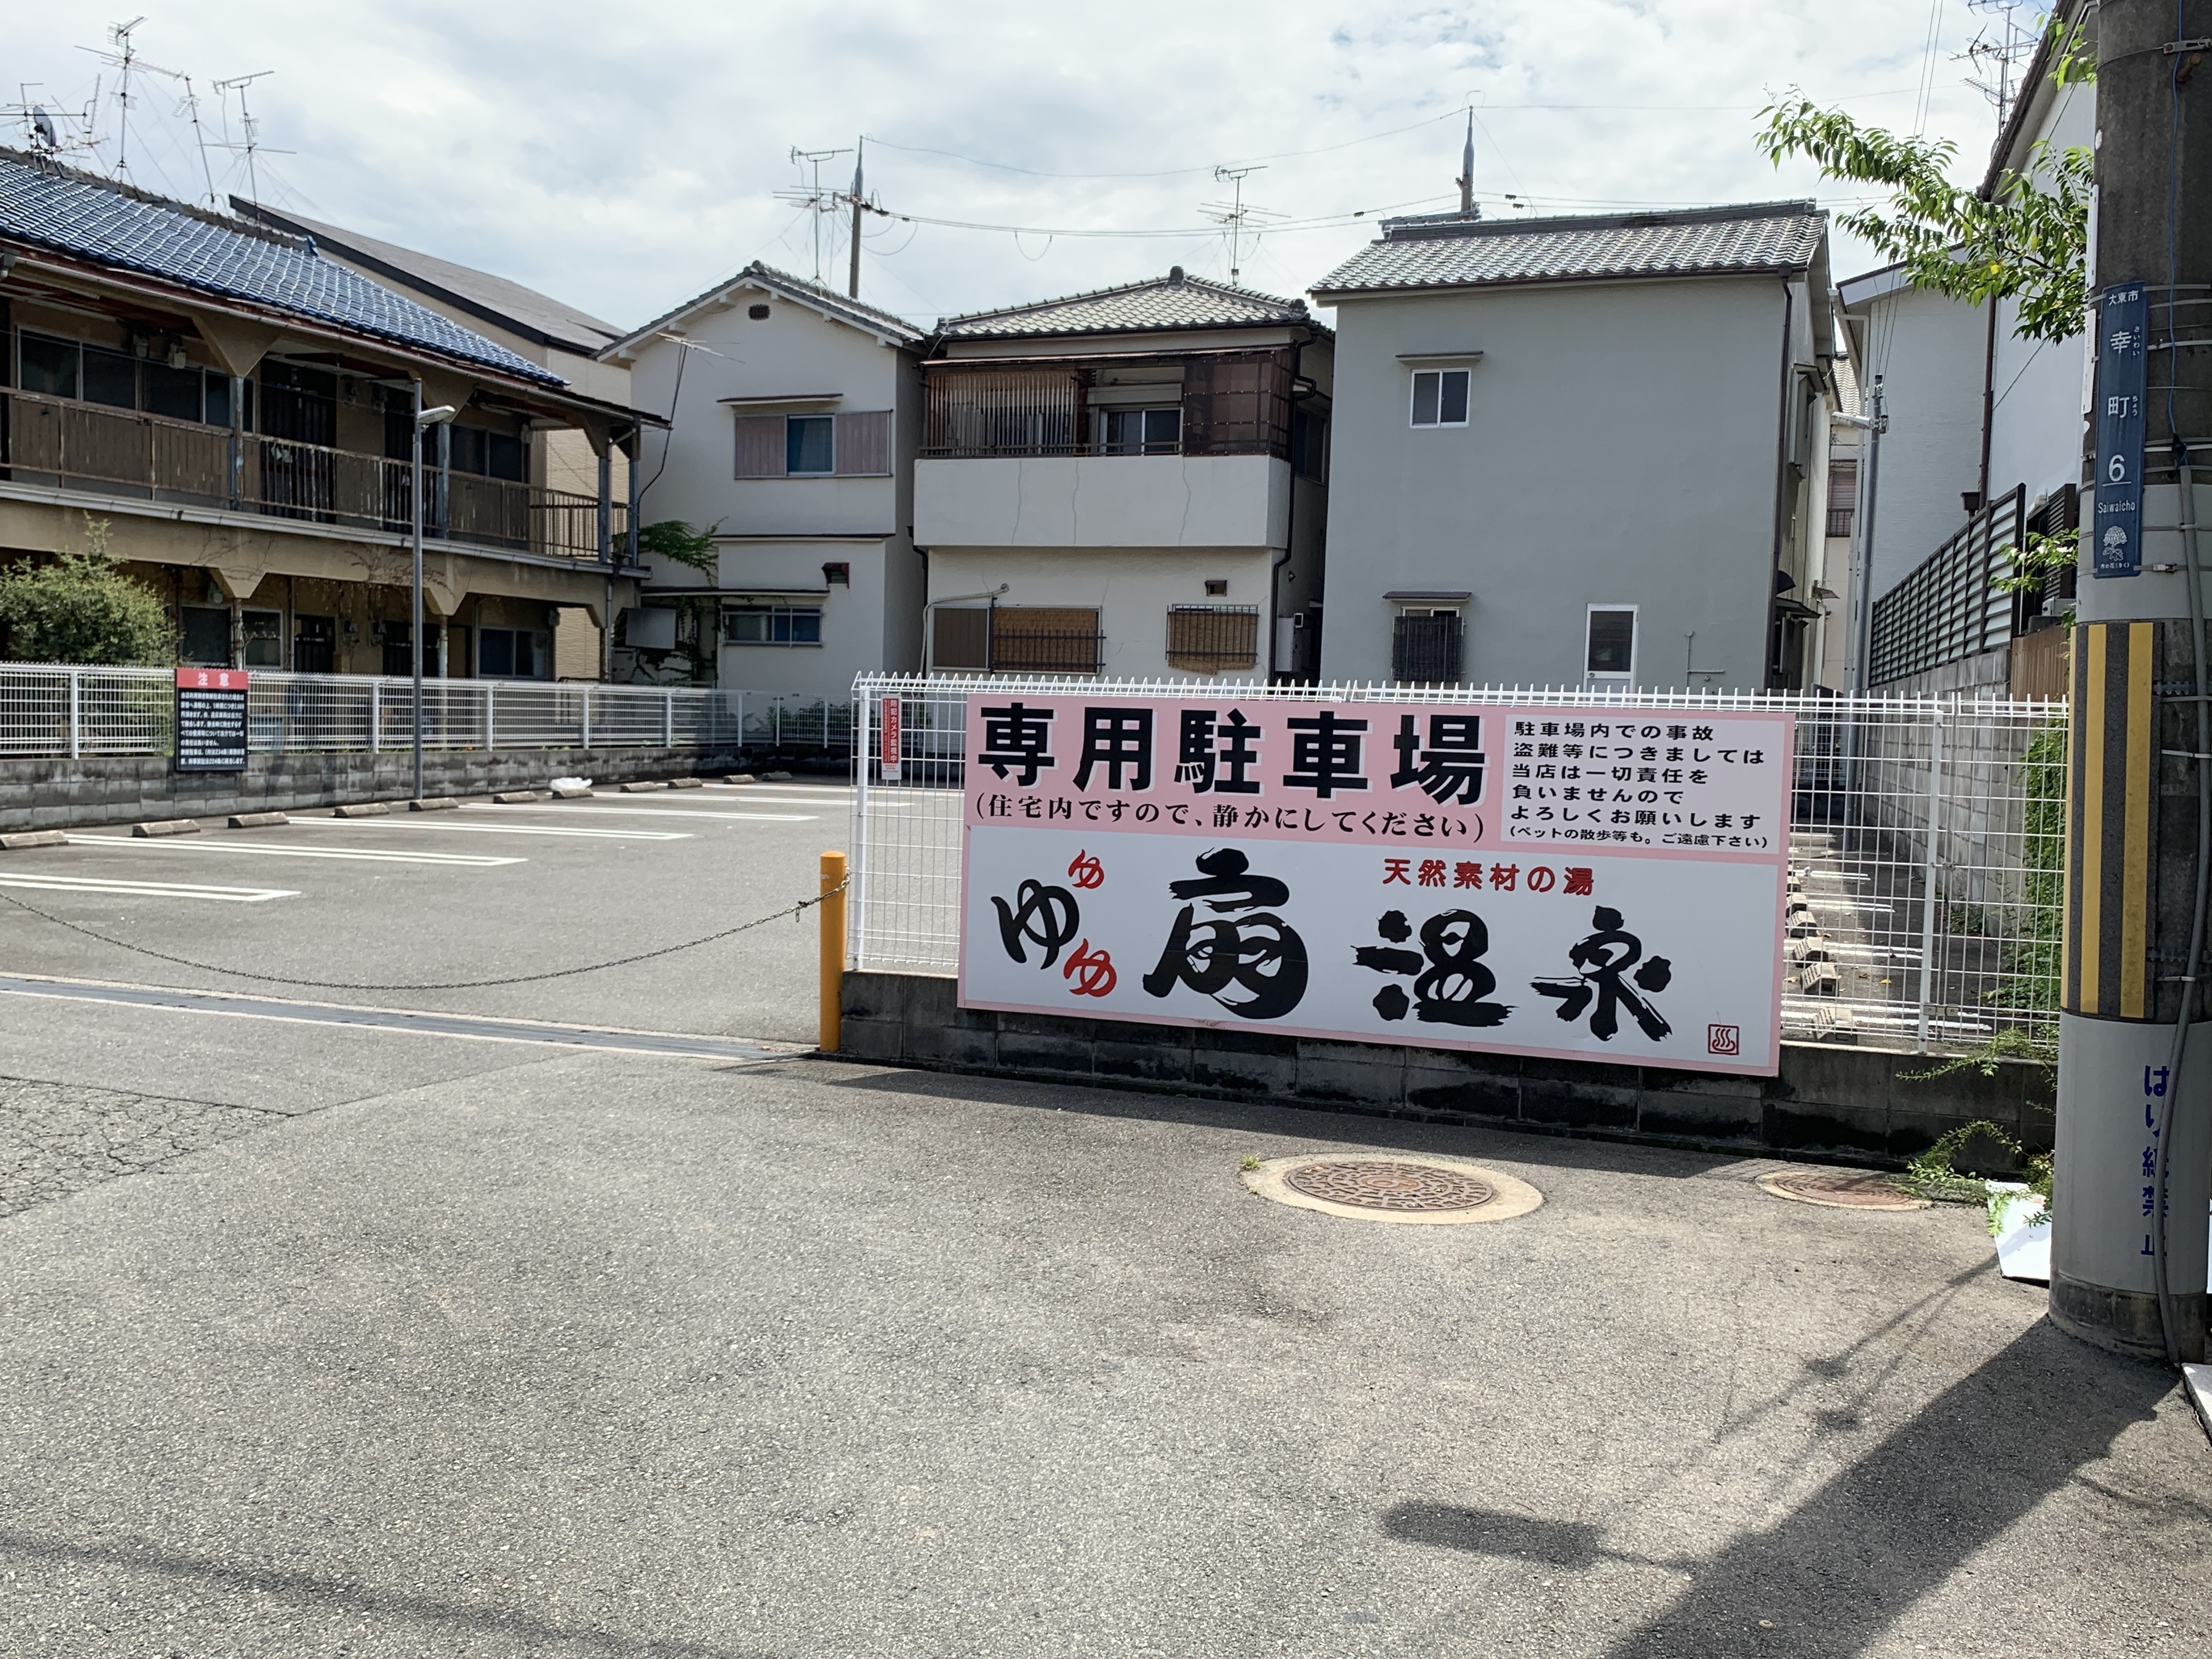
596 262 928 698
1310 200 1835 691
0 152 652 679
912 270 1331 681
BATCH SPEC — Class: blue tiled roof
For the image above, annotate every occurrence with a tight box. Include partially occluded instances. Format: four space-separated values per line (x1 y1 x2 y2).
0 156 565 387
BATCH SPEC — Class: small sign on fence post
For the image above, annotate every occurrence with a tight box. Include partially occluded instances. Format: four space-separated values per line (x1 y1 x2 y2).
174 668 250 772
955 692 1795 1075
879 694 902 785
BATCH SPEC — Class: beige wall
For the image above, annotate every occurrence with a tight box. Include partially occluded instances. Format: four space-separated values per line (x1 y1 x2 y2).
915 454 1290 550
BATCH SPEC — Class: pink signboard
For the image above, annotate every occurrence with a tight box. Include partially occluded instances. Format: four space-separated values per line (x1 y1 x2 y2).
956 694 1793 1075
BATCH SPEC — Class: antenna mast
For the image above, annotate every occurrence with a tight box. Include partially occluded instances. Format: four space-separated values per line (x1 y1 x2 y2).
106 16 145 178
775 145 853 285
1203 165 1283 286
212 71 275 202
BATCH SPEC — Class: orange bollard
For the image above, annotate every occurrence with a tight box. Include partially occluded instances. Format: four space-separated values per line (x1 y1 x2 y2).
819 849 847 1053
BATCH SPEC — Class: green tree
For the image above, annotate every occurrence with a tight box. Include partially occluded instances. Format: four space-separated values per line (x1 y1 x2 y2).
636 520 718 573
1756 19 2095 345
0 515 174 665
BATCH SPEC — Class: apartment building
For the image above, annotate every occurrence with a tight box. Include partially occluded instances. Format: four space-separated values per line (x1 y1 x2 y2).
0 151 652 679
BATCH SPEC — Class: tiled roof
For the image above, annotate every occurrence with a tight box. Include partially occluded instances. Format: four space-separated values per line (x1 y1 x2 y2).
1311 201 1826 297
938 271 1312 340
611 261 928 357
0 153 564 385
231 199 620 356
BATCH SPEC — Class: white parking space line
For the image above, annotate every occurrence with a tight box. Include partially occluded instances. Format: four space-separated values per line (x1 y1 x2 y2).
65 835 525 867
464 804 817 823
0 872 296 902
286 819 692 842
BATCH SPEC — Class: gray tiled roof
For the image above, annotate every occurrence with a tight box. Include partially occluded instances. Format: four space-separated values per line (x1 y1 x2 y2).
0 153 564 386
232 199 620 357
1311 201 1825 297
939 272 1311 339
611 261 928 357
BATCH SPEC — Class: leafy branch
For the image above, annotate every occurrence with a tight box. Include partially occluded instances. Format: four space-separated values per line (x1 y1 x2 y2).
636 520 719 574
1757 64 2093 345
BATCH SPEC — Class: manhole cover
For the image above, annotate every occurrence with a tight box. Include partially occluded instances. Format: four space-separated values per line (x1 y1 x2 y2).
1284 1159 1494 1212
1759 1169 1929 1211
1242 1154 1543 1225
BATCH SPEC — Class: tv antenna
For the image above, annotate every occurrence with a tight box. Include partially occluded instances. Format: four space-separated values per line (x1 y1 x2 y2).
77 22 225 203
1203 164 1284 286
211 71 280 202
5 83 100 160
1958 0 2038 132
774 144 854 285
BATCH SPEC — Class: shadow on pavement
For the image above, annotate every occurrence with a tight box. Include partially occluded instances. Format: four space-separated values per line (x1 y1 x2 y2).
1384 1321 2175 1658
812 1062 1759 1181
0 1527 764 1659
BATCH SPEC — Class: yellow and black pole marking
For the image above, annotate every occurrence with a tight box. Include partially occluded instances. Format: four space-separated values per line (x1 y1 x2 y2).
2064 622 2159 1019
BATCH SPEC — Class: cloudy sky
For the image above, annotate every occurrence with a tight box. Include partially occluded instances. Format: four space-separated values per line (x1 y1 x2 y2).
12 2 2034 333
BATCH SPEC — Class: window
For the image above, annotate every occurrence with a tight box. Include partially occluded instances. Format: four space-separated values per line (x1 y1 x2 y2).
1392 610 1463 683
179 606 230 667
1165 605 1259 673
786 415 834 475
1409 368 1470 428
723 604 822 646
1102 407 1181 455
144 361 205 422
240 608 284 669
18 332 78 399
932 607 990 670
480 625 551 677
82 346 138 410
989 607 1099 675
1291 405 1327 479
1585 607 1637 681
449 425 527 482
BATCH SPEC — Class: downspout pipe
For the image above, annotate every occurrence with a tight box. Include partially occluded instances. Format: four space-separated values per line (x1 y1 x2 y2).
1271 336 1303 681
1768 278 1798 689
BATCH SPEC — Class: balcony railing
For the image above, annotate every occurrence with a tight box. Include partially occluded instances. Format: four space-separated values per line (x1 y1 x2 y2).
0 388 624 562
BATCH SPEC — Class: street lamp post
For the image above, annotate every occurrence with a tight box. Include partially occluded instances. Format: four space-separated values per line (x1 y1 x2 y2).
409 382 458 803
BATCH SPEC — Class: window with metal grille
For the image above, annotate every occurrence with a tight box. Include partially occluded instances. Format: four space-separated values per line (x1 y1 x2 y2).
1826 461 1858 539
1165 605 1259 672
1391 611 1463 682
988 607 1101 675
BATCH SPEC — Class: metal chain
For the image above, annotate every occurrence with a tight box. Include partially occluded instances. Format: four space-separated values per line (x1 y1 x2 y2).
0 879 848 993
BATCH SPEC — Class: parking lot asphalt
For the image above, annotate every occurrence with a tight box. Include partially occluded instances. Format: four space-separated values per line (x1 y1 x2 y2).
0 990 2206 1659
0 780 854 1045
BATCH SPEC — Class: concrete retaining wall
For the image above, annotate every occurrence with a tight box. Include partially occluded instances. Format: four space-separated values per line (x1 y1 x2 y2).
1 747 748 832
839 970 2051 1167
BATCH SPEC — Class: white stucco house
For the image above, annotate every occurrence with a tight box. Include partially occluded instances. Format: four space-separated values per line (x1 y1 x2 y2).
597 263 929 699
911 270 1333 681
1309 201 1836 692
1838 0 2094 696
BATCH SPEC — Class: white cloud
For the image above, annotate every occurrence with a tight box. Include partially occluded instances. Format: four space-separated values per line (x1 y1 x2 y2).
10 1 2022 334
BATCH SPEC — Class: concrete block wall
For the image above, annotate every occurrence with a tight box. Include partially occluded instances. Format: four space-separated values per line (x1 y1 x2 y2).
0 747 748 832
839 969 2052 1166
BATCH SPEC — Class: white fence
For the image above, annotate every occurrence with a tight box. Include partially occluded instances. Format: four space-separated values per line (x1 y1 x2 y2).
0 663 854 758
846 674 2068 1058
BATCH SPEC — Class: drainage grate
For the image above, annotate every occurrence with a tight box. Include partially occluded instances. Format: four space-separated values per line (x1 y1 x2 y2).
1283 1159 1495 1213
1759 1169 1928 1211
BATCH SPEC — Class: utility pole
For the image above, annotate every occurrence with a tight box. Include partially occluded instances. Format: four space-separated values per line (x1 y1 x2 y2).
2052 0 2212 1367
1457 110 1476 218
847 139 865 300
